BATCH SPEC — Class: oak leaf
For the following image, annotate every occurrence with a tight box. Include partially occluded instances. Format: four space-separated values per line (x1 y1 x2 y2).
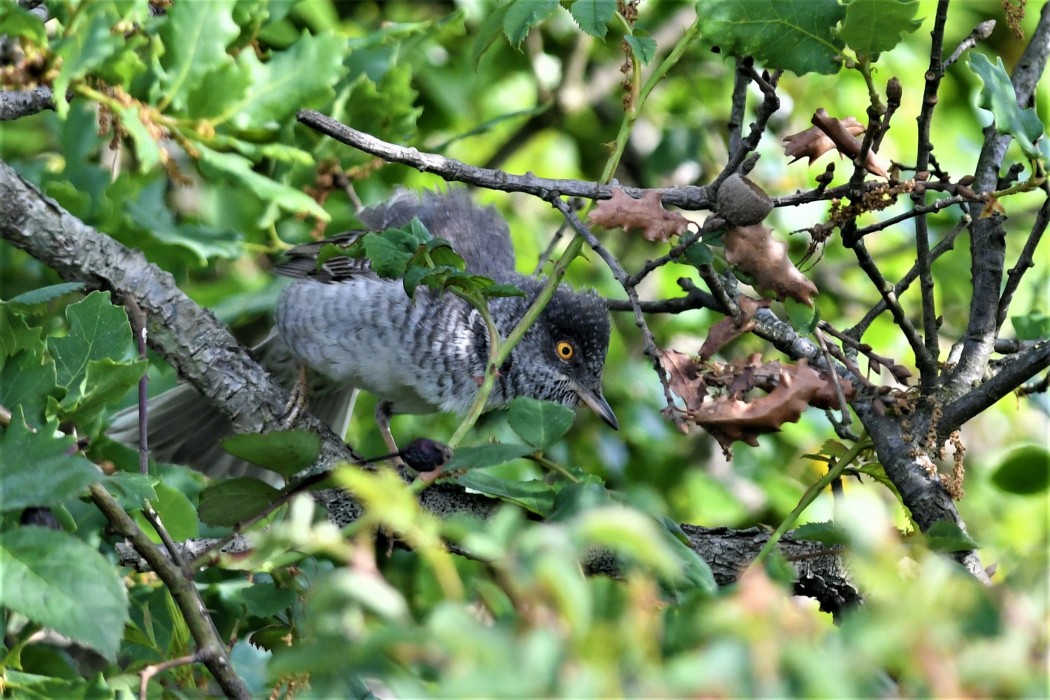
723 224 818 306
589 188 689 242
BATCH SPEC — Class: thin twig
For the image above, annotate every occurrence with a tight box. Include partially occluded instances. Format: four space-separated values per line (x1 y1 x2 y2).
140 653 200 700
997 193 1049 329
943 19 997 69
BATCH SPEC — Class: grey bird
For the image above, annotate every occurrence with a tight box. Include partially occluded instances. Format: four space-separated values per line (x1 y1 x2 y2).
109 190 617 477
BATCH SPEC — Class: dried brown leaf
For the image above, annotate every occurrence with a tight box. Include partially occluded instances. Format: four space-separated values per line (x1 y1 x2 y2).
809 109 891 178
693 359 828 452
698 297 764 361
659 349 705 412
589 188 689 242
723 225 818 306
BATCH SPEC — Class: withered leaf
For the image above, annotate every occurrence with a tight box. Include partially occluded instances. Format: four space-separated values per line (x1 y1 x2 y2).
698 296 764 361
589 188 689 242
723 224 818 306
659 349 706 412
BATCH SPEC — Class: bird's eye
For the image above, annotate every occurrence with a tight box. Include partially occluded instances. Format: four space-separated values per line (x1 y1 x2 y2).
555 340 576 361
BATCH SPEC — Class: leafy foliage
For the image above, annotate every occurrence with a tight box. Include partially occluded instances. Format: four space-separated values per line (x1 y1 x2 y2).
0 0 1047 697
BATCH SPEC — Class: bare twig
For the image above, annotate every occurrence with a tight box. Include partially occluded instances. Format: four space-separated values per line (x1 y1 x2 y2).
943 19 997 69
997 194 1049 329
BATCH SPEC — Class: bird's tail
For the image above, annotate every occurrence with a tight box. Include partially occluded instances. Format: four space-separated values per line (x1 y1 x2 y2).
107 334 356 480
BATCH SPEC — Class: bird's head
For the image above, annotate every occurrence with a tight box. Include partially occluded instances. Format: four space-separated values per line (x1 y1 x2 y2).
509 285 618 430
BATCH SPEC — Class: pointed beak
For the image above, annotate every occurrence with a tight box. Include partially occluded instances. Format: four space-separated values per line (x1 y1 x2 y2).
573 382 619 430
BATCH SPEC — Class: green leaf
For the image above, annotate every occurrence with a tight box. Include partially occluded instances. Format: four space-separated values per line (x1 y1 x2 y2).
1011 311 1050 340
0 527 129 661
507 397 575 449
196 145 331 221
471 2 511 64
229 32 346 132
0 409 101 514
220 430 322 478
241 581 298 618
446 443 535 471
198 477 282 526
793 520 852 545
339 64 422 148
0 350 59 429
550 480 613 521
0 3 47 45
124 179 243 265
454 472 556 516
106 472 158 511
624 32 657 65
6 282 86 307
0 305 44 356
785 297 820 333
698 0 846 76
481 283 527 299
115 106 162 172
660 520 718 594
837 0 922 56
137 482 199 541
153 0 240 112
46 293 147 430
568 0 616 38
574 506 681 578
968 53 1047 161
363 229 422 278
990 445 1050 495
51 4 126 115
923 520 980 553
683 242 713 267
503 0 559 47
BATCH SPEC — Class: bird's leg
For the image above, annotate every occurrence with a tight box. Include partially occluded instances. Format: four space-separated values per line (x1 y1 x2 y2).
280 365 311 429
375 400 404 464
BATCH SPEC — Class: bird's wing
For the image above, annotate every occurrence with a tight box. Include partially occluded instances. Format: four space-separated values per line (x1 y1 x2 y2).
276 189 520 283
358 189 518 281
273 230 376 282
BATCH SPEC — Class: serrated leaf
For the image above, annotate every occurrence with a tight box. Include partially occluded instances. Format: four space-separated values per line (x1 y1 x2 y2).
507 397 575 449
0 409 101 513
793 520 852 545
968 53 1047 160
472 2 512 64
990 445 1050 495
220 430 321 477
568 0 616 38
503 0 559 47
837 0 922 56
624 32 657 64
698 0 846 76
196 145 330 221
199 477 282 526
6 282 86 307
923 520 979 553
454 472 556 516
0 527 129 661
482 283 527 299
446 443 535 471
364 229 422 278
153 0 240 112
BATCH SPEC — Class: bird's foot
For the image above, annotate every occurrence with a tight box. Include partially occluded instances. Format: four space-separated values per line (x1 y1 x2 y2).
279 365 310 428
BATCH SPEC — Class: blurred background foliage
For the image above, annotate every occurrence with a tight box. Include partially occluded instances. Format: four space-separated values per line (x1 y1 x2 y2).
1 0 1047 696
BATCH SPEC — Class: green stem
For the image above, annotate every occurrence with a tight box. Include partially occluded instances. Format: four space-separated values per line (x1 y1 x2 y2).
528 453 580 483
749 435 871 569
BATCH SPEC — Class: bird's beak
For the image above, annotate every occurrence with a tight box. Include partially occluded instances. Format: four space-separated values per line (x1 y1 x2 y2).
573 382 619 430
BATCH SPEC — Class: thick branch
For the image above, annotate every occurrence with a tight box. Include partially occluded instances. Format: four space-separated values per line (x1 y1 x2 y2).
0 160 357 472
946 1 1050 397
0 87 55 120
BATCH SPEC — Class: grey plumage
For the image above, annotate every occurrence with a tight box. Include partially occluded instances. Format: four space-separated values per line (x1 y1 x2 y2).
108 190 615 478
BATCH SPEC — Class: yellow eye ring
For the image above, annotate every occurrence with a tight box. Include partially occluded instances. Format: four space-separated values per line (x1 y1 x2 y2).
555 340 575 361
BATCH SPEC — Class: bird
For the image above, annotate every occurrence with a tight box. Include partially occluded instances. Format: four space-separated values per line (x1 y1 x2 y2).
109 189 617 478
